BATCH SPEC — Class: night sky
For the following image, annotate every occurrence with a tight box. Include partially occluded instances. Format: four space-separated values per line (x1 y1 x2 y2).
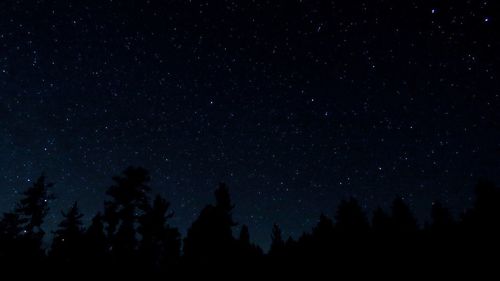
0 0 499 247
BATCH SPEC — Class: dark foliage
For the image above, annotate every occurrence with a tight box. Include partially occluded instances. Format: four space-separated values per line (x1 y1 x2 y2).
183 183 237 266
1 175 54 271
50 202 85 267
0 168 499 277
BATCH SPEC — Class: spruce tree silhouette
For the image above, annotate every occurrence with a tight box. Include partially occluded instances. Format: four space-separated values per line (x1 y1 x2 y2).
297 213 335 268
0 212 23 242
0 168 499 277
239 224 250 245
423 201 457 271
371 206 393 262
50 202 85 269
183 183 237 267
429 201 455 233
390 197 418 233
333 198 370 270
138 194 181 273
0 212 24 267
383 197 420 271
235 224 263 272
104 167 152 272
312 213 335 240
310 213 334 252
284 235 298 255
15 175 54 269
82 212 108 272
269 223 285 257
462 180 500 232
335 198 370 233
459 180 500 269
267 223 291 273
113 206 136 263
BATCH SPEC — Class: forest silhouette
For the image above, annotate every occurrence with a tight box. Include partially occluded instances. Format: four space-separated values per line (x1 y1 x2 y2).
1 166 499 277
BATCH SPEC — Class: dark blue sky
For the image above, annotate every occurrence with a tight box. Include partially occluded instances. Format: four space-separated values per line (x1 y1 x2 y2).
1 0 499 247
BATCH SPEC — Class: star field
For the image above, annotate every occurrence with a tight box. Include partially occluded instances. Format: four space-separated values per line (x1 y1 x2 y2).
0 0 499 246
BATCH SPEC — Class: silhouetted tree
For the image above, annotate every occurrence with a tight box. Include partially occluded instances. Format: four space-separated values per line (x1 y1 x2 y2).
390 197 418 233
1 167 499 277
422 200 457 267
0 212 23 239
183 183 237 265
239 224 250 245
310 213 335 257
269 223 285 257
0 212 24 264
104 201 119 238
113 206 136 263
462 180 500 232
332 198 371 268
312 213 335 240
235 224 263 269
82 213 108 271
429 201 455 232
335 198 370 233
381 197 420 269
138 195 181 272
15 175 54 263
104 167 151 268
50 202 85 266
285 236 297 252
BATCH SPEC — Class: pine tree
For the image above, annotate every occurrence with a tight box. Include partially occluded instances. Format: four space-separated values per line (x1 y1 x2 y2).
391 197 418 233
0 212 24 264
312 213 334 240
269 223 285 257
239 224 250 245
138 195 180 271
430 201 454 232
104 167 152 265
82 213 108 270
214 182 237 237
0 212 23 242
184 183 237 263
310 213 335 254
463 180 500 232
50 202 85 265
17 175 54 237
335 198 370 233
15 175 54 261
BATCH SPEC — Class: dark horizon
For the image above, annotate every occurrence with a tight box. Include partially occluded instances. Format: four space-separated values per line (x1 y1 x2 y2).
1 168 496 249
1 167 500 277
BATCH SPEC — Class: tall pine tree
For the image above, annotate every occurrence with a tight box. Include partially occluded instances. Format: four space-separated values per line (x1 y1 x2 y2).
50 202 85 267
104 167 151 267
184 183 237 264
138 195 181 272
15 175 54 262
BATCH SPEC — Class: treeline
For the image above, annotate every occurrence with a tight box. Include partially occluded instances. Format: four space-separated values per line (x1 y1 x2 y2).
0 166 499 277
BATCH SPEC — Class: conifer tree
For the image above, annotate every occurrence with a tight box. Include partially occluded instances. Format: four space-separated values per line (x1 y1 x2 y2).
50 202 85 265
